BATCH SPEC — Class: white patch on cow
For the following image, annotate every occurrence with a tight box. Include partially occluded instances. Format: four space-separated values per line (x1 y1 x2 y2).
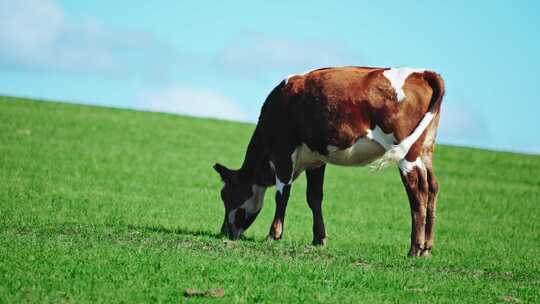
383 67 425 102
398 157 425 174
288 127 397 172
228 185 267 225
275 177 288 194
290 148 299 171
273 150 301 194
326 139 384 167
372 112 434 169
366 126 396 150
240 185 267 214
287 113 435 173
227 208 237 224
393 112 434 159
291 137 385 169
292 144 324 171
423 119 437 148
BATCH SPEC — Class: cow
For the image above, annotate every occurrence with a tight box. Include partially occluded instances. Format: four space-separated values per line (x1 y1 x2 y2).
213 66 444 257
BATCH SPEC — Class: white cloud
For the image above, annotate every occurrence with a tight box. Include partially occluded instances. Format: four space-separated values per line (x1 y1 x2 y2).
0 0 64 54
0 0 175 75
437 102 491 147
217 32 356 78
138 86 248 122
0 0 245 123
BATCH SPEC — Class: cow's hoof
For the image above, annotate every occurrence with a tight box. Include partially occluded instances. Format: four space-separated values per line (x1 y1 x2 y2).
312 238 327 246
420 248 432 257
266 234 281 241
408 248 431 258
408 246 423 257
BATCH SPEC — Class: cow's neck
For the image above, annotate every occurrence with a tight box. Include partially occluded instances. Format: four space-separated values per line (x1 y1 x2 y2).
238 125 274 187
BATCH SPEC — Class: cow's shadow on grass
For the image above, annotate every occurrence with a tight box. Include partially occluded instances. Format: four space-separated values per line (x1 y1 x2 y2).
34 222 334 261
123 224 336 261
126 224 257 242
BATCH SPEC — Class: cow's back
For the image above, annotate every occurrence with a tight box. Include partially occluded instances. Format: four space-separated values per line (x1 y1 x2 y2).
259 66 437 160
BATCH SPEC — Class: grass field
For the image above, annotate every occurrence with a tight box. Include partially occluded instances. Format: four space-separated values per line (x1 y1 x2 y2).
1 96 539 303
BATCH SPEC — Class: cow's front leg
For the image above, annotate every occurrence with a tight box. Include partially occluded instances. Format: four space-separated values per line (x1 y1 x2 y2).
267 156 293 241
306 165 327 245
399 159 429 257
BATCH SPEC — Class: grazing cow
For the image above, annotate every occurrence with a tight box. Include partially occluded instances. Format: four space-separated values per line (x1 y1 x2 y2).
214 66 444 257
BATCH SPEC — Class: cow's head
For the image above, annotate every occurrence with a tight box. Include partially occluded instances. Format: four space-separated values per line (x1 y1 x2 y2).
213 163 266 240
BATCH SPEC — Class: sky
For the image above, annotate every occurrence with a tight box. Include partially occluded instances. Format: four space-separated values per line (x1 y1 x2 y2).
1 1 539 154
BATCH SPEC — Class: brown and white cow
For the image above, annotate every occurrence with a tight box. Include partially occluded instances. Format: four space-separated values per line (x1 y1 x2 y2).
214 66 444 257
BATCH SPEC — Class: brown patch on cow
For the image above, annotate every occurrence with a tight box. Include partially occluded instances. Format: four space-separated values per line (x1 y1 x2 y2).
284 75 306 95
400 163 429 257
286 67 437 153
405 129 429 162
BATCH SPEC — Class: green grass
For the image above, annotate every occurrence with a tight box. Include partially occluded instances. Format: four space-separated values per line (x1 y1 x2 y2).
1 96 539 303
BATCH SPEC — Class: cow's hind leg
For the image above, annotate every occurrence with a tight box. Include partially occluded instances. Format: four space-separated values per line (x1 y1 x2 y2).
306 165 326 246
422 153 439 256
399 158 429 257
267 155 293 241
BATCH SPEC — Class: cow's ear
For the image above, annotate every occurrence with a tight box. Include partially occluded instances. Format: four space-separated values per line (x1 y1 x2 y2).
213 163 236 184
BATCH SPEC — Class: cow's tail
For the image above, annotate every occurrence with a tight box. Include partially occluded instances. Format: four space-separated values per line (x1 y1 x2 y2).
424 71 445 116
371 71 445 169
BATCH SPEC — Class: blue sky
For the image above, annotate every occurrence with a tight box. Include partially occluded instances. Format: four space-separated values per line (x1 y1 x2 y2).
1 1 539 153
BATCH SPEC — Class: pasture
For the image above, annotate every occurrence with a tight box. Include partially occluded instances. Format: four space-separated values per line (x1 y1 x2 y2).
1 96 539 303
